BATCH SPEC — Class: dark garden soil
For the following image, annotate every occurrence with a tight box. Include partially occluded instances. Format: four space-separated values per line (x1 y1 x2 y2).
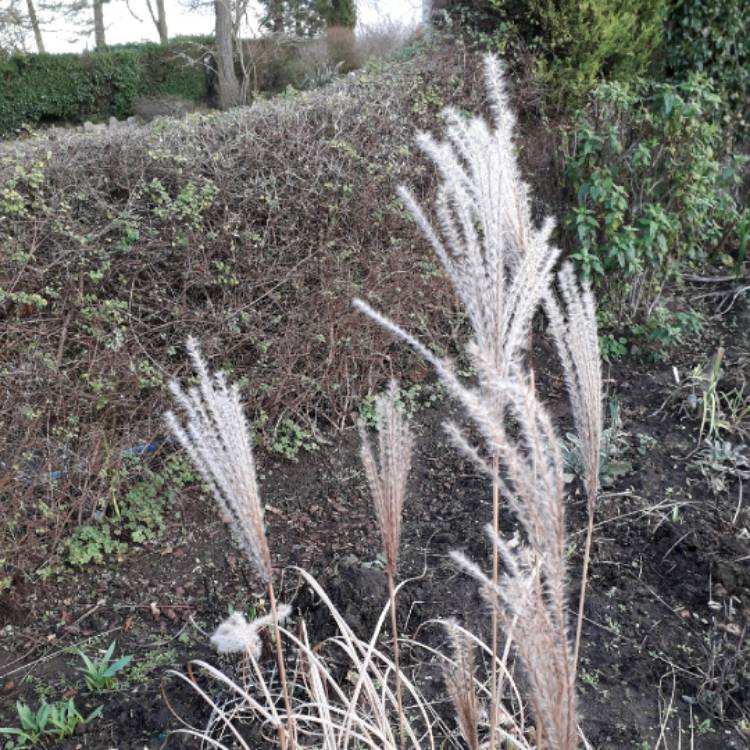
1 303 749 750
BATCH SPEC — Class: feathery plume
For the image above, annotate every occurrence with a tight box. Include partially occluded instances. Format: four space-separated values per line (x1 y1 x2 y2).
165 336 272 582
452 381 577 750
166 338 296 749
544 262 603 677
359 381 414 577
359 381 415 750
544 262 602 506
211 605 292 657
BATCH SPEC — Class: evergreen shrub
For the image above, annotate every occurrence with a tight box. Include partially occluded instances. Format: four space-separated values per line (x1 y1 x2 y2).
0 41 208 133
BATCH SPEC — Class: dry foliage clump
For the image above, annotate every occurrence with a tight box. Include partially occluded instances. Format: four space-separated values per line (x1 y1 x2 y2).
0 49 486 587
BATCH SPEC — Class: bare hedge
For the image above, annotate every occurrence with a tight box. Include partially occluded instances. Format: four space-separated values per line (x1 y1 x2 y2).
0 48 489 585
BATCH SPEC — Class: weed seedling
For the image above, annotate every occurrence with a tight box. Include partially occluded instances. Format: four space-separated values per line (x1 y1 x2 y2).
0 699 102 747
77 640 132 692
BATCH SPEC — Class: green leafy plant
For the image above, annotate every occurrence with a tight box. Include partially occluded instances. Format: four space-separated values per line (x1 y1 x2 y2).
77 641 132 692
0 699 102 747
665 0 749 139
270 418 319 460
461 0 666 106
562 400 631 488
599 332 627 363
126 648 177 685
565 76 746 320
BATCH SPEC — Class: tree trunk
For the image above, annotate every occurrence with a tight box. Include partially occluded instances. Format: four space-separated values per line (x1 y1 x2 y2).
93 0 106 48
26 0 45 52
145 0 168 43
214 0 241 109
267 0 283 32
156 0 167 43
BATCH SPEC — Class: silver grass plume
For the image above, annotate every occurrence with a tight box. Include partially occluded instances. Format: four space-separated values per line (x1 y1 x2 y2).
395 53 560 377
354 50 562 480
544 262 602 506
165 337 272 583
359 381 414 577
544 263 603 676
359 381 414 748
443 620 480 750
452 381 576 750
354 53 578 748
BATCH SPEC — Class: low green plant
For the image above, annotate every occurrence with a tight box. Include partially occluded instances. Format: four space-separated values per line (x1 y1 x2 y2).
65 523 128 567
636 433 657 456
562 400 631 488
270 418 319 460
77 641 132 692
358 381 444 429
63 454 195 567
126 648 177 685
694 439 750 494
630 308 704 361
0 699 102 747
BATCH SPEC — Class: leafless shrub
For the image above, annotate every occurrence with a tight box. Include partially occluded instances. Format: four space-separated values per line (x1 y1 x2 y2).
133 95 198 122
0 49 485 587
325 26 358 72
354 20 416 64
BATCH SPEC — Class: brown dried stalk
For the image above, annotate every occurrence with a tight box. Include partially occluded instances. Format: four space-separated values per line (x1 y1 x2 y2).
443 619 480 750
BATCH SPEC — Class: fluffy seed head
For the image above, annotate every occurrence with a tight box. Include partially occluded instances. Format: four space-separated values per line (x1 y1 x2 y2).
165 337 272 582
359 381 414 576
211 605 292 657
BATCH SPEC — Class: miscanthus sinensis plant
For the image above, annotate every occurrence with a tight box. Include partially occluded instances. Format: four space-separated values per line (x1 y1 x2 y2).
163 54 601 750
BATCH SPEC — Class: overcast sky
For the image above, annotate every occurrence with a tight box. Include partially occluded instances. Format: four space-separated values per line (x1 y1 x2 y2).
42 0 423 53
